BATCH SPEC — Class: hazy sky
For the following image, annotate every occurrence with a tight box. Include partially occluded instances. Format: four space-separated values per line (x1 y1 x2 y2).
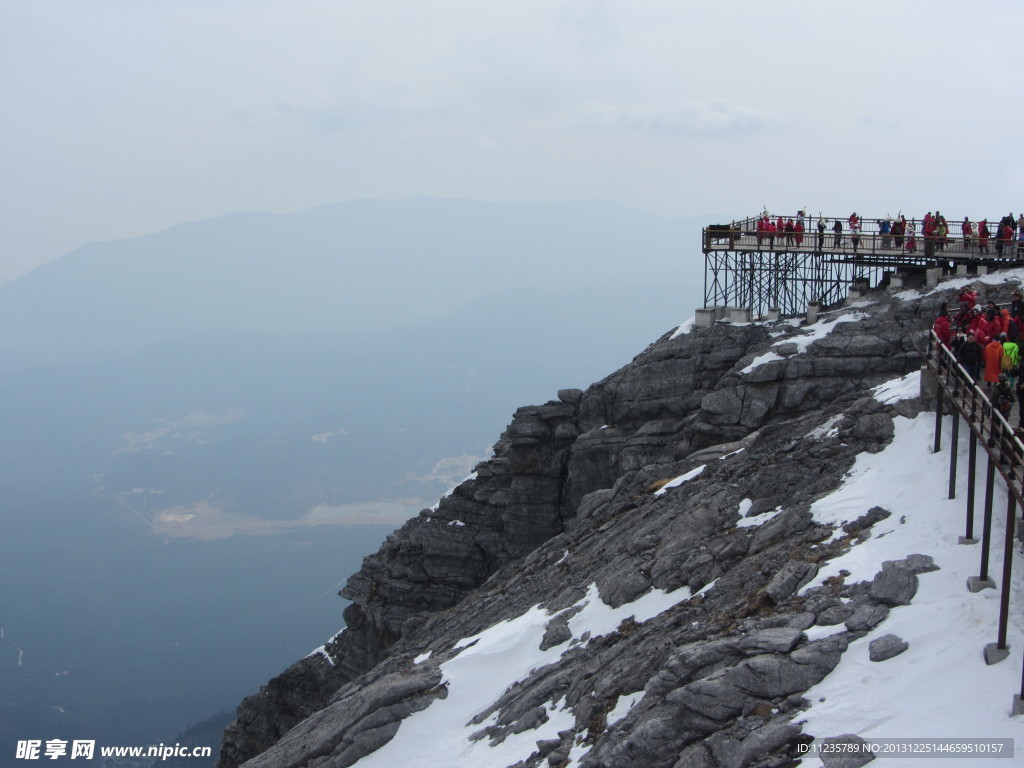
3 0 1022 280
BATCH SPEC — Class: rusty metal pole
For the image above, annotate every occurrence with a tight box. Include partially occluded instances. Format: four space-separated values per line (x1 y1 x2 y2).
963 431 978 543
997 494 1016 647
968 456 998 592
983 493 1017 665
948 413 960 499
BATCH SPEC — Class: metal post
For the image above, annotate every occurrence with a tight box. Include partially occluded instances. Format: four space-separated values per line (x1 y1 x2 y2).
983 493 1017 665
934 383 944 453
962 431 978 543
948 413 960 499
968 457 997 592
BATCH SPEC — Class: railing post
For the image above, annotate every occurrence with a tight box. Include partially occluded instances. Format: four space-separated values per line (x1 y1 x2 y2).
934 382 944 453
983 493 1017 665
948 413 960 499
962 430 978 544
968 456 998 592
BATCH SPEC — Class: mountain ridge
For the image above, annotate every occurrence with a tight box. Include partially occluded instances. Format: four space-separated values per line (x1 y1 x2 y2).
212 280 991 767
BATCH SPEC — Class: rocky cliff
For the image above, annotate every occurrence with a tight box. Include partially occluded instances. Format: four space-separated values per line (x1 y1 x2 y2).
216 284 959 768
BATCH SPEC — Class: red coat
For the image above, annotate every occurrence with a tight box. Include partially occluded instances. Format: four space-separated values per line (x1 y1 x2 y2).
933 315 952 348
984 340 1005 383
975 316 993 345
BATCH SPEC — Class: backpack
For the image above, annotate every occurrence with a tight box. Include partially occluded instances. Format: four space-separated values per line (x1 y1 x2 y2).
1002 352 1016 372
996 392 1013 417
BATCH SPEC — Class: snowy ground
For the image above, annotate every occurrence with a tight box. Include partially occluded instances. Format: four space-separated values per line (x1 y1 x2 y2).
349 371 1024 766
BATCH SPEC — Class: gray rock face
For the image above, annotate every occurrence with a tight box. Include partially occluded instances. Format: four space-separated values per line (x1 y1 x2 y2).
217 292 947 768
869 565 919 606
844 603 890 632
869 634 909 662
765 560 819 604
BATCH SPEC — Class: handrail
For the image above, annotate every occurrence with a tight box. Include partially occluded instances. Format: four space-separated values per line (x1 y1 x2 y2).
704 214 1024 259
921 330 1024 490
917 329 1023 666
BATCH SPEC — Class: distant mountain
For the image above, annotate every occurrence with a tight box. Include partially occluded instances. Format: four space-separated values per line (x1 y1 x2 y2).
0 198 703 369
0 199 706 751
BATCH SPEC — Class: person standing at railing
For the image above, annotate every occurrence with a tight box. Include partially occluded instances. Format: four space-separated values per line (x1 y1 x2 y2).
851 219 861 252
833 219 843 247
957 332 984 381
794 218 804 247
785 218 795 248
1002 332 1021 391
985 334 1006 390
894 216 906 250
979 219 991 253
934 306 953 349
906 225 918 253
879 218 892 249
963 217 974 251
936 217 949 251
816 217 826 252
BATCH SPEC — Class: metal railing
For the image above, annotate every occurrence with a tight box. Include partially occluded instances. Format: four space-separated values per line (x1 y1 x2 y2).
918 329 1024 704
704 215 1024 262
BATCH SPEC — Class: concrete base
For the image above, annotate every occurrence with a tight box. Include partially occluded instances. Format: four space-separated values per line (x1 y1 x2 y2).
766 308 781 323
978 265 989 276
729 307 751 324
806 302 821 325
926 267 941 288
715 306 731 321
968 576 996 593
695 308 717 328
847 288 863 302
958 536 979 545
889 275 904 291
984 642 1010 665
1013 695 1024 717
957 264 969 276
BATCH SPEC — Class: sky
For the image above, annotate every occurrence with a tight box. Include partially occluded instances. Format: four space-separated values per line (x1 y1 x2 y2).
3 0 1024 280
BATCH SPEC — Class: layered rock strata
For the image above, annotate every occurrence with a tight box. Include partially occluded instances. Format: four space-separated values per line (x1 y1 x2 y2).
218 287 962 768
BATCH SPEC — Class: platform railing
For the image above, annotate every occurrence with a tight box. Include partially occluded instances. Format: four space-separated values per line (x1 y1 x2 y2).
918 329 1024 710
704 215 1024 261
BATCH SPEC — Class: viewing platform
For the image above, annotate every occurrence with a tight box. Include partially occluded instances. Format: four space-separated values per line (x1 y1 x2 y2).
702 214 1024 319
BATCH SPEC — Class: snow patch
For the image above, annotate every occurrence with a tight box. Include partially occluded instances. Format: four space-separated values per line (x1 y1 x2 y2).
796 407 1024 762
871 370 921 405
740 312 868 375
670 317 695 339
654 465 706 495
806 414 843 440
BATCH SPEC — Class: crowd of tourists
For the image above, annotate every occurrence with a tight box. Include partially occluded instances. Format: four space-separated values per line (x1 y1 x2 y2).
756 211 1024 257
933 287 1024 426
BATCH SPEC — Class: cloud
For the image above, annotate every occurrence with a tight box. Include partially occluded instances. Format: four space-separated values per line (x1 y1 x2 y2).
575 98 781 138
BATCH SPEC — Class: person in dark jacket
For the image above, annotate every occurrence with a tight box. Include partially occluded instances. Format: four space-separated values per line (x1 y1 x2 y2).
992 373 1015 419
957 332 984 381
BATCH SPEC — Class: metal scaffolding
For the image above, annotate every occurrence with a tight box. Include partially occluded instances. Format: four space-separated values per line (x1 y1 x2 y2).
702 213 1024 317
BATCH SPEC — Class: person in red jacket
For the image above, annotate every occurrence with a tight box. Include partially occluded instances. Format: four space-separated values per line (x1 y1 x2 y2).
984 335 1005 388
974 310 992 345
794 219 805 246
933 307 953 349
979 220 990 253
958 287 978 311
